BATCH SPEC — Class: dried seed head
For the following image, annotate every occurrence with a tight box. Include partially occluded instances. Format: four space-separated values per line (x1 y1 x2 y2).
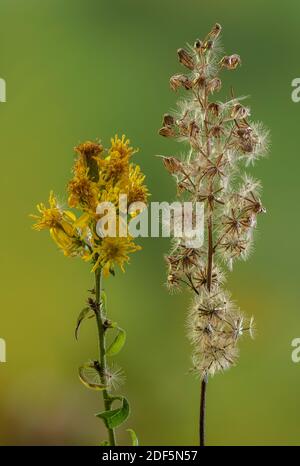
177 48 195 70
192 266 224 291
177 123 189 138
193 75 206 88
105 365 125 391
192 344 239 378
236 125 253 138
220 54 241 70
158 126 175 138
231 104 250 119
207 23 222 40
207 77 222 94
162 114 175 126
177 181 190 193
170 74 193 91
189 120 200 139
207 102 220 116
161 156 183 174
194 39 203 51
159 24 268 380
167 271 180 285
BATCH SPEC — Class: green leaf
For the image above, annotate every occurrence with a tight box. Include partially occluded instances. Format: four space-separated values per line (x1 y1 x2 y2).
78 363 107 391
95 396 130 429
75 307 94 340
106 327 126 357
127 428 139 446
101 290 107 312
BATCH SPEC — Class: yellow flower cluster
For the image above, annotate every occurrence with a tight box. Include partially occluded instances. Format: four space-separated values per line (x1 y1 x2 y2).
31 135 149 276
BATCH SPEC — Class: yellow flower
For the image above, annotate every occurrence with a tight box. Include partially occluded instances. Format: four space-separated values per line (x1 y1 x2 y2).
100 154 129 186
74 141 103 182
32 135 149 277
74 141 103 159
90 236 141 276
109 134 135 159
98 184 122 207
97 135 138 187
30 191 85 256
50 227 81 257
68 170 99 211
31 191 74 235
127 165 149 205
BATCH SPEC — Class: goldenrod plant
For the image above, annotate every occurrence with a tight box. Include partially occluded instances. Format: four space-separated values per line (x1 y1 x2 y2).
31 136 148 446
159 24 269 445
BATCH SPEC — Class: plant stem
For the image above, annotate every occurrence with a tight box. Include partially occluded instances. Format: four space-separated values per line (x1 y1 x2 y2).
199 213 213 446
94 267 116 446
200 377 207 446
207 214 213 292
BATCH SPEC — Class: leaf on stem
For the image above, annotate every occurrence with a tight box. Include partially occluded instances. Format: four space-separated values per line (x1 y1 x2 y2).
127 428 139 446
101 290 107 313
106 327 126 357
95 396 130 429
75 307 94 340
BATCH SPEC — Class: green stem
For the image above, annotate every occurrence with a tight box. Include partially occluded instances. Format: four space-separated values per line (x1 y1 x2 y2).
94 267 116 446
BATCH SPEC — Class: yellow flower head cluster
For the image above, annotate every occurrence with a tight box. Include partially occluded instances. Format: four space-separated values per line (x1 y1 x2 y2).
31 135 149 276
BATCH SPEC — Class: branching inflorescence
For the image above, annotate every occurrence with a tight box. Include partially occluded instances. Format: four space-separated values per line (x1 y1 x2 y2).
159 24 269 445
31 136 148 446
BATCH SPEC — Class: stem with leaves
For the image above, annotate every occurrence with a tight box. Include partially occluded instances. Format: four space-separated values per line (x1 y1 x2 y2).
94 267 116 446
31 136 145 446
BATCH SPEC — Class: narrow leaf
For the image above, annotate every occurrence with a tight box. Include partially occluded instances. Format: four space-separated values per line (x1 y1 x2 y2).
95 396 130 429
127 428 139 446
101 290 107 312
106 328 126 357
75 307 94 340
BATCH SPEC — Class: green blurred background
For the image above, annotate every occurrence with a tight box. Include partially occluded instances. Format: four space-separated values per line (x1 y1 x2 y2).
0 0 299 446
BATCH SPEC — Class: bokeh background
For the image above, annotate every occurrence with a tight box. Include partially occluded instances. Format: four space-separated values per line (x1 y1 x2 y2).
0 0 299 446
